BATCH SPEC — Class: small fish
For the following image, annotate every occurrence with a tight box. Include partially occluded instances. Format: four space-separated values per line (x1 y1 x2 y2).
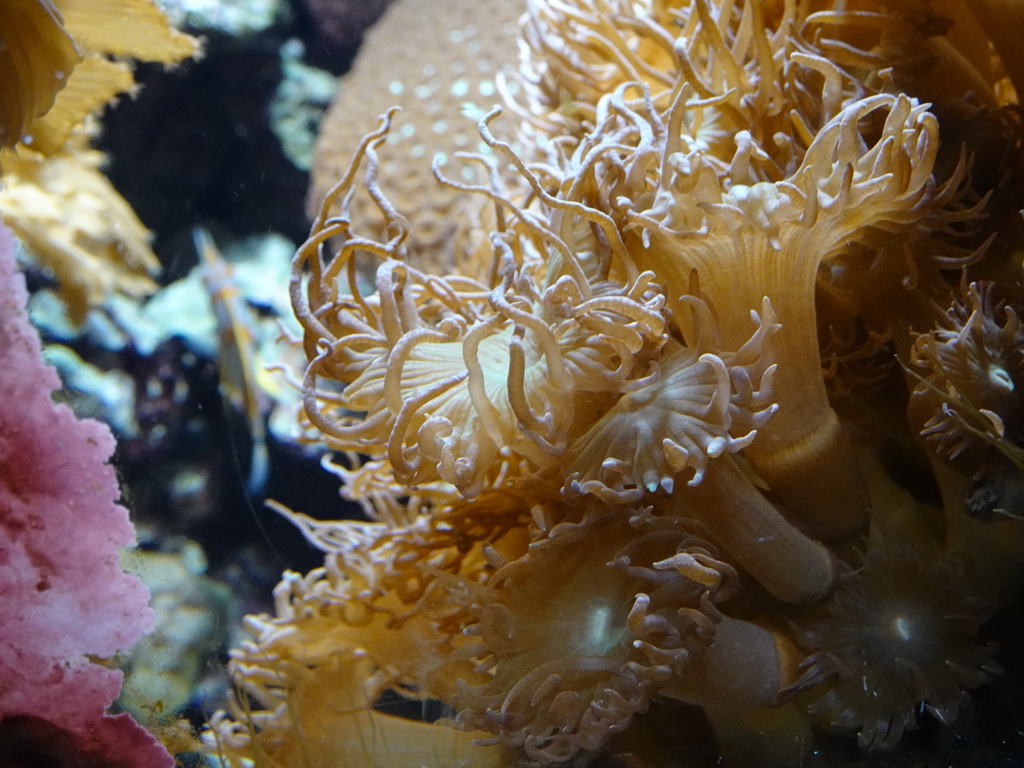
192 227 269 496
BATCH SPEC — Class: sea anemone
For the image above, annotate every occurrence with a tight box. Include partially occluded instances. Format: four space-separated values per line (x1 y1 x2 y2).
793 527 1002 751
206 493 530 767
512 0 986 542
209 0 1024 762
909 280 1024 471
447 507 742 762
617 85 964 539
560 285 838 604
209 645 511 768
293 109 674 498
564 293 778 500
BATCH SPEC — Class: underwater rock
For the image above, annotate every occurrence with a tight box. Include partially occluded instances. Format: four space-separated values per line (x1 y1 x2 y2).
300 0 389 49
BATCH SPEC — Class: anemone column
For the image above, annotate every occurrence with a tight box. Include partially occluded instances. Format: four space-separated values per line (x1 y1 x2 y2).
627 94 952 540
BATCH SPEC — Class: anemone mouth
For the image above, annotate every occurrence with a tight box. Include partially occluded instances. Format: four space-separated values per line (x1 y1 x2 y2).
564 295 777 502
792 530 1002 751
449 509 735 762
565 342 734 500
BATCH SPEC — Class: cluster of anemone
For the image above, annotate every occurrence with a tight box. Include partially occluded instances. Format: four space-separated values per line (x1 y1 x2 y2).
205 0 1024 764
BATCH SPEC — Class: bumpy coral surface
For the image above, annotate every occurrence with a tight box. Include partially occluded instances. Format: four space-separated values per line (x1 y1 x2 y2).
308 0 523 258
207 0 1024 764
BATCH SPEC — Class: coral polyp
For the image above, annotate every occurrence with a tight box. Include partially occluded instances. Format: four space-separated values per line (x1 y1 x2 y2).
795 532 1001 751
449 511 736 762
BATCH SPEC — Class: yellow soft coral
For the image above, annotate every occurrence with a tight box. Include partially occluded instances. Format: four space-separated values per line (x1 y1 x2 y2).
0 0 197 322
0 0 81 149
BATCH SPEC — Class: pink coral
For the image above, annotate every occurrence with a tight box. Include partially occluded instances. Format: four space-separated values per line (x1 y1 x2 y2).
0 222 172 767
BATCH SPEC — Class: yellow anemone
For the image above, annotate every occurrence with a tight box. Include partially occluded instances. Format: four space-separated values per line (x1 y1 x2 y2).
447 509 738 763
293 111 670 498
